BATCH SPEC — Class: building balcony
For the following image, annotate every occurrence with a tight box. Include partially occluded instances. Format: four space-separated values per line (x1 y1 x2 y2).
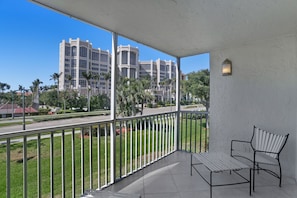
1 109 296 198
0 110 207 197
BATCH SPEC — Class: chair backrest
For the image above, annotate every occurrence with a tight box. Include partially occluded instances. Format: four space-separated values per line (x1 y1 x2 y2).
251 126 289 159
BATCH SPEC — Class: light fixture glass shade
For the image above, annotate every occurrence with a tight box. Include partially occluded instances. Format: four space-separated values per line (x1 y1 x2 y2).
222 59 232 76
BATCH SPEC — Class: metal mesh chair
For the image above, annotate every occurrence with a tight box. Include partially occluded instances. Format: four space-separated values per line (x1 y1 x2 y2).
231 125 289 191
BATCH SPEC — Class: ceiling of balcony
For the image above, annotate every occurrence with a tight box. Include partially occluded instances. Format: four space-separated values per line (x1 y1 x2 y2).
31 0 297 58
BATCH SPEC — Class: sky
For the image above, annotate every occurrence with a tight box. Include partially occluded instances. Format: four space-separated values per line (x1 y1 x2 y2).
0 0 209 91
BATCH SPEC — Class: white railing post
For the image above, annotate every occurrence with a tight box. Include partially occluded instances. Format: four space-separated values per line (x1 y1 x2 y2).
110 32 118 183
175 57 181 151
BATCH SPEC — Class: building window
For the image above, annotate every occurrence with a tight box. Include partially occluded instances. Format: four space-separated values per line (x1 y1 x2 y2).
121 68 128 77
79 80 86 87
79 70 87 78
130 68 136 79
79 60 87 68
72 46 77 56
80 47 87 57
92 52 99 61
65 46 70 56
130 51 136 65
100 53 108 62
71 59 76 67
122 51 128 64
71 69 76 77
166 65 169 71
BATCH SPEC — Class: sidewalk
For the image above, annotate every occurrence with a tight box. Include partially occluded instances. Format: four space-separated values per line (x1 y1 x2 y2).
0 106 194 134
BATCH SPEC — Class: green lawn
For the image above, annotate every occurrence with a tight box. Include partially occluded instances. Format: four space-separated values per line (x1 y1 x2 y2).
0 121 33 128
0 119 207 197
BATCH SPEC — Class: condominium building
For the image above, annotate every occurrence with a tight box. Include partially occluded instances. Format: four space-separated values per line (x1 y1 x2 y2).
59 38 111 96
59 38 177 101
117 45 139 79
139 59 176 101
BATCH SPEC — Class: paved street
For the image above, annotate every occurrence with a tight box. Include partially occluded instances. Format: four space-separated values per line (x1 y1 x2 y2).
0 106 189 134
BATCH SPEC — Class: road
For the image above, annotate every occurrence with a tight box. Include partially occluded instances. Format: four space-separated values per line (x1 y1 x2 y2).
0 106 190 134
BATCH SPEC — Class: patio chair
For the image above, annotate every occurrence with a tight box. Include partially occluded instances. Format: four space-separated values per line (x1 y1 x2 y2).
231 125 289 191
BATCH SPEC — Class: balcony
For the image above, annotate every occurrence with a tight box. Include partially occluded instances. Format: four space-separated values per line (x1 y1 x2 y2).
4 1 297 197
0 110 209 197
1 110 296 198
104 151 297 198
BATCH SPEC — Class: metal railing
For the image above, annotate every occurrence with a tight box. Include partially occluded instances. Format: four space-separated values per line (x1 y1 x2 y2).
0 110 208 198
179 111 209 153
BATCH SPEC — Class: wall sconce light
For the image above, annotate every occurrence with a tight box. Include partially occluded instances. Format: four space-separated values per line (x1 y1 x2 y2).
222 59 232 76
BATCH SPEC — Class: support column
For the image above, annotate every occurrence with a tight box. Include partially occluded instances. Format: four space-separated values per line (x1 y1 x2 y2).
110 32 118 183
175 57 181 151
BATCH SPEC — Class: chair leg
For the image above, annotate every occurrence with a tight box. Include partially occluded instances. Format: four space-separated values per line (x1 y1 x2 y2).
278 160 282 187
190 153 192 176
253 164 255 191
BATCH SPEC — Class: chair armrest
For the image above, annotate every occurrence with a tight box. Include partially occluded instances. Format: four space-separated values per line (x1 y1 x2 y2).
231 139 250 144
231 139 253 156
254 150 278 154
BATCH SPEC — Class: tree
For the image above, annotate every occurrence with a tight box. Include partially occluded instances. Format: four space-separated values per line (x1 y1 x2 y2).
65 74 72 89
0 82 10 93
40 89 58 107
137 78 154 115
31 78 43 109
92 73 101 95
50 72 63 107
159 78 173 103
82 71 93 111
185 69 210 111
117 77 153 117
0 82 10 103
90 94 110 110
103 72 111 96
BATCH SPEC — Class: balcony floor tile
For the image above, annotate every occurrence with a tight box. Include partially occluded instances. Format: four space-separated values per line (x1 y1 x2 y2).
106 151 297 198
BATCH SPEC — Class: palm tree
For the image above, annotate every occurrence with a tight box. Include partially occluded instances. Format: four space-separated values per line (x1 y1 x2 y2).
117 77 153 117
50 72 62 107
103 72 111 96
117 77 132 116
50 72 62 86
159 79 167 102
0 82 10 95
31 78 43 110
92 73 101 95
0 82 10 103
65 74 72 89
137 78 153 115
82 71 93 112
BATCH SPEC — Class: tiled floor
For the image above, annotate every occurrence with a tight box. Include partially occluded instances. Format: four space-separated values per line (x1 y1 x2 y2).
106 151 297 198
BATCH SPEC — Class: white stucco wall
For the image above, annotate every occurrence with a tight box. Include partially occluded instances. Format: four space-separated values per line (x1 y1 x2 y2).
209 34 297 180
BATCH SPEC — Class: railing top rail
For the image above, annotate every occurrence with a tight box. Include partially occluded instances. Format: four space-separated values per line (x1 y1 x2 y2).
116 111 178 122
0 118 112 139
180 110 209 114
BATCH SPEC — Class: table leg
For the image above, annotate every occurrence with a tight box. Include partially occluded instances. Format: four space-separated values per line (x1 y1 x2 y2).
210 171 212 198
249 168 252 196
190 154 192 176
